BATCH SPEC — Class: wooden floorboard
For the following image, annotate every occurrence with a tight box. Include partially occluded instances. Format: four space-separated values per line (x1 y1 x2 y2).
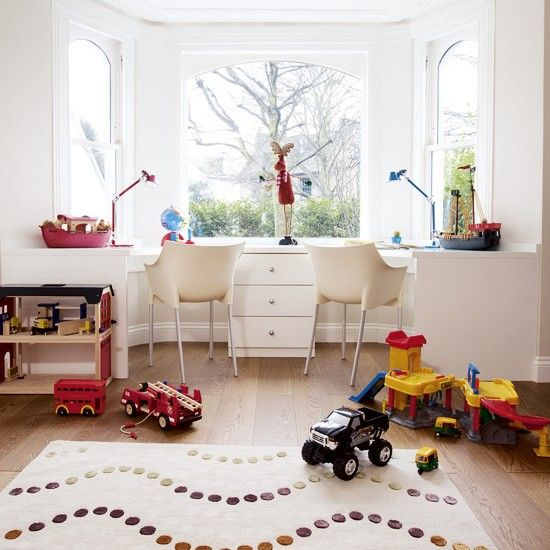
0 342 549 549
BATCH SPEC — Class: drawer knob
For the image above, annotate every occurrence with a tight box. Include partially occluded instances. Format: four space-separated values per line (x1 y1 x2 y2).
268 330 275 336
268 298 275 304
268 266 275 272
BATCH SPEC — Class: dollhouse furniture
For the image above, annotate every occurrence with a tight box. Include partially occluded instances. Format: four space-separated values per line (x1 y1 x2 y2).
145 240 245 383
0 284 113 394
303 242 407 386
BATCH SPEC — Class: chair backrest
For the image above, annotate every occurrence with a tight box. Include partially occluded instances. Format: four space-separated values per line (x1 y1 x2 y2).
145 240 245 307
304 242 407 310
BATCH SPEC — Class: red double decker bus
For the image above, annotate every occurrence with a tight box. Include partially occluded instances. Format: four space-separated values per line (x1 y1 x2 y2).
54 379 106 416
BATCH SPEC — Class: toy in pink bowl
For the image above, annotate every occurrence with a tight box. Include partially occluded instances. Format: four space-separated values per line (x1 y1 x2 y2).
40 214 111 248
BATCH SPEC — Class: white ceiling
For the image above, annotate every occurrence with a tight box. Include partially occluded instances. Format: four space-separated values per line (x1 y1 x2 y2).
98 0 460 24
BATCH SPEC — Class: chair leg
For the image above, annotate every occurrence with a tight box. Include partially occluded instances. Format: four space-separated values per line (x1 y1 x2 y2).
175 307 185 383
304 304 319 375
341 303 347 360
350 309 366 386
397 306 403 330
148 303 154 367
209 301 214 360
227 305 238 376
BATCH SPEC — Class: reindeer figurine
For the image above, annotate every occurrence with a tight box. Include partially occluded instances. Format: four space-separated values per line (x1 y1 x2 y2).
271 141 297 245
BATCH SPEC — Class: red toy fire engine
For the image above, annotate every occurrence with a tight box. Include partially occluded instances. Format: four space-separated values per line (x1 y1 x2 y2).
121 380 202 430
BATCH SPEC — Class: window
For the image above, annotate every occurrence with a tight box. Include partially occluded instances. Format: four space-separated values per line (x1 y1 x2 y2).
69 28 121 221
186 61 362 238
427 37 478 233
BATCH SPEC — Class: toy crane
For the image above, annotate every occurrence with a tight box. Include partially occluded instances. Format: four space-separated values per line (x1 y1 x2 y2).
271 141 297 245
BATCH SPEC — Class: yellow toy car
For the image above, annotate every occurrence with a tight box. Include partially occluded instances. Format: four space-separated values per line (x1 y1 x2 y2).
415 446 438 475
433 416 461 438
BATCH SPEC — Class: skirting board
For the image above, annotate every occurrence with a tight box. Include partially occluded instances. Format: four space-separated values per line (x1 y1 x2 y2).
532 356 550 382
128 322 412 348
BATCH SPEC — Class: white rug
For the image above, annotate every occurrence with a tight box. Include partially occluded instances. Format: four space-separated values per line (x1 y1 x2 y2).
0 441 494 550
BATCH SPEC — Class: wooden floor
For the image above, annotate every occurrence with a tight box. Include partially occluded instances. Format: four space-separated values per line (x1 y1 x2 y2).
0 342 549 549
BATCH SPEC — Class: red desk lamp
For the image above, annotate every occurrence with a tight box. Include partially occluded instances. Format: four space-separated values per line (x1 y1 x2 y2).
111 170 157 247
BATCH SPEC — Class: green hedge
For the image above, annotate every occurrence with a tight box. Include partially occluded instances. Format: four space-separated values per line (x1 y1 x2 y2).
190 197 359 238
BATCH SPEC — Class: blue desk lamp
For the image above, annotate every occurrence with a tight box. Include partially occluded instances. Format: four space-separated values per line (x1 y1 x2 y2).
388 169 439 248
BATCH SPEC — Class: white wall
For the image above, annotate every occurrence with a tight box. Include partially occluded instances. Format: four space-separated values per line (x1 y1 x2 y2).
492 0 544 243
0 0 54 250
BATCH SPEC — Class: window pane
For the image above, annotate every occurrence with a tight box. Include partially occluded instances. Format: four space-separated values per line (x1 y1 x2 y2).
432 147 476 233
70 39 111 143
438 41 477 144
69 145 115 221
187 61 361 238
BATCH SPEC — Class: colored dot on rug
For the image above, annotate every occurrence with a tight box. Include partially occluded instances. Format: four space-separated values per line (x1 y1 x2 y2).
452 544 470 550
276 451 287 457
174 543 191 550
257 542 273 550
133 467 145 475
248 456 258 463
237 545 253 550
27 486 41 493
368 514 381 524
473 546 489 550
308 474 321 482
407 488 420 497
77 447 87 453
147 472 159 479
187 450 198 456
425 493 440 502
276 535 293 545
355 472 366 479
160 478 173 486
444 496 458 505
190 491 204 499
74 509 88 518
387 519 402 529
195 546 212 550
125 517 140 526
260 492 274 501
370 475 383 483
119 466 131 472
208 494 222 502
9 488 23 496
46 452 56 458
102 467 115 474
233 458 243 464
263 455 273 461
430 535 447 546
84 471 97 478
29 522 45 532
156 535 172 545
244 494 258 502
174 486 187 493
293 481 305 489
52 514 67 523
226 497 240 505
139 526 156 535
314 520 329 529
202 454 212 460
45 482 59 489
65 477 78 485
277 488 291 496
218 456 228 462
93 507 107 515
349 511 364 521
408 527 424 538
110 509 124 518
388 482 401 490
296 527 312 537
332 514 346 523
4 530 22 540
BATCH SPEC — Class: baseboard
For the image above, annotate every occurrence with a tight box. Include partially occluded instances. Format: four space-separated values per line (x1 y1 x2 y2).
532 356 550 382
128 322 412 347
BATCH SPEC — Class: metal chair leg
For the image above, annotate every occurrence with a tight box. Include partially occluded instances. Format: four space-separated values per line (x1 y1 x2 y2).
148 303 154 367
209 301 214 360
175 307 185 383
227 305 238 376
350 309 366 386
304 304 319 375
397 306 403 330
341 303 347 360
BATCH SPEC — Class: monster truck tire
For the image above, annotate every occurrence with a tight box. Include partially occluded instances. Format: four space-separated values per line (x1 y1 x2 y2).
368 439 393 467
333 453 359 481
301 440 321 465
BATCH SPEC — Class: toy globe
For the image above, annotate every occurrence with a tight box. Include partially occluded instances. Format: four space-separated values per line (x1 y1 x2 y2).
160 206 188 245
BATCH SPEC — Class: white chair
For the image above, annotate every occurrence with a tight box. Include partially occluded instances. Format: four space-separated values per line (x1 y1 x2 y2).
145 240 245 383
303 242 407 386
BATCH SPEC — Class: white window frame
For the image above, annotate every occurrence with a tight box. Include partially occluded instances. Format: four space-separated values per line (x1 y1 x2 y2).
53 0 135 239
411 1 495 240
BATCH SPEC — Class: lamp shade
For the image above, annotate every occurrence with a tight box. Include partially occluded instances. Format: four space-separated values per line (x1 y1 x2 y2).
388 171 400 182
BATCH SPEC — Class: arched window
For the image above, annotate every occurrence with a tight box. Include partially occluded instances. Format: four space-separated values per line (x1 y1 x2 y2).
186 61 362 238
69 34 120 220
428 37 478 234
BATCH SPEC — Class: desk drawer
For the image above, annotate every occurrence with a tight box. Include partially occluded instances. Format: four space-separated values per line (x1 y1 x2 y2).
233 285 313 317
232 316 312 348
235 253 313 285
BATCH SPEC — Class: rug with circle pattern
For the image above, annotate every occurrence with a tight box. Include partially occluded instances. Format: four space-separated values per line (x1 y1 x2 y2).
0 441 495 549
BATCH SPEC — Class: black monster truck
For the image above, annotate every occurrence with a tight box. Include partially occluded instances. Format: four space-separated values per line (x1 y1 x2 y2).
302 406 392 480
